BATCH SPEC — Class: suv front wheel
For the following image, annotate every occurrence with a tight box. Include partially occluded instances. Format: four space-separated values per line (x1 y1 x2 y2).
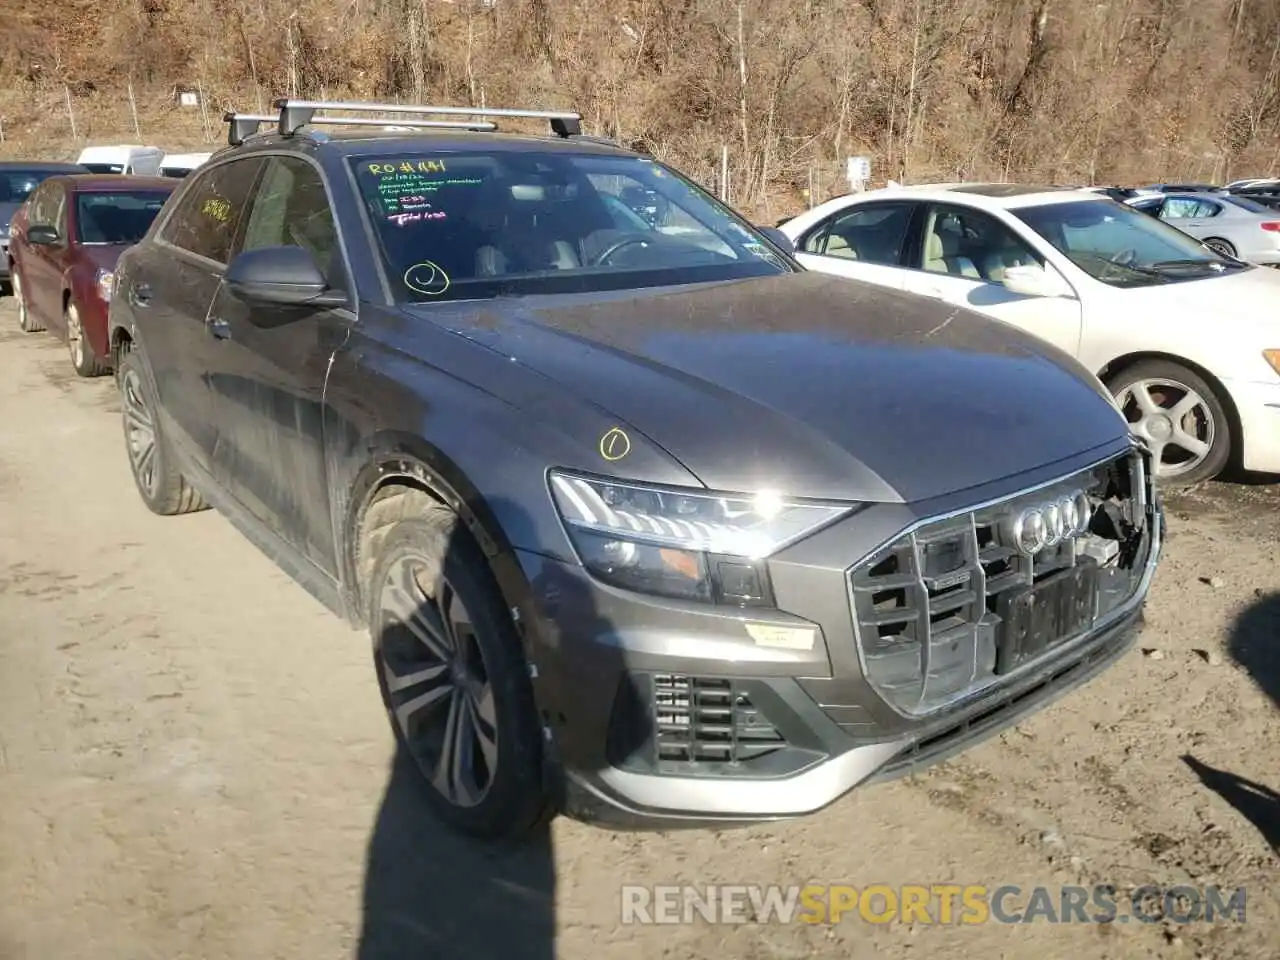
366 488 550 839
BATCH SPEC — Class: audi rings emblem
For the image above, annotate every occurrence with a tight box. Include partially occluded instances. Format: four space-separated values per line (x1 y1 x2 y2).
1008 490 1094 556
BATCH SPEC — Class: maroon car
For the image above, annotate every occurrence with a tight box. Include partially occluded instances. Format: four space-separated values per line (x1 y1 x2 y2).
9 175 175 376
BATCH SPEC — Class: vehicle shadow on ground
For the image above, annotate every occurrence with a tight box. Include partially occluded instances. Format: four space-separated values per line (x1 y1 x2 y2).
356 747 556 960
1179 590 1280 855
1227 590 1280 710
355 494 638 960
1181 756 1279 854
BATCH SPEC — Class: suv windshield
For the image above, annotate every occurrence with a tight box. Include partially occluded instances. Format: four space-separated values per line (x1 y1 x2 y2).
0 170 62 204
75 191 170 244
1012 199 1245 287
350 150 792 302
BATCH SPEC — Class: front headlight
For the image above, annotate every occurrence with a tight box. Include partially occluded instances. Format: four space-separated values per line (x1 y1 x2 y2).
96 269 114 303
1264 349 1280 377
549 470 853 605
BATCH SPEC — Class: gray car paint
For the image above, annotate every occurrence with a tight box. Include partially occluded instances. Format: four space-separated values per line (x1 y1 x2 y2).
109 130 1157 826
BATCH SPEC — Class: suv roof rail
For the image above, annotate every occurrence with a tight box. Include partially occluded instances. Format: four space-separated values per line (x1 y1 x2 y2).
224 113 278 147
223 110 497 147
272 99 583 139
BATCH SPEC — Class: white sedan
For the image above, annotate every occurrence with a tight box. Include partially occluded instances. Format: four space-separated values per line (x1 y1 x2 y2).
778 184 1280 484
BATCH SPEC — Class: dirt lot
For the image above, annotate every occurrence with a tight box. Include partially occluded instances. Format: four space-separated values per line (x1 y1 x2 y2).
0 298 1276 960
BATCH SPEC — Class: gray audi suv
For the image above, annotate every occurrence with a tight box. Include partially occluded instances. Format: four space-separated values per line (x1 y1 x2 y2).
107 99 1163 839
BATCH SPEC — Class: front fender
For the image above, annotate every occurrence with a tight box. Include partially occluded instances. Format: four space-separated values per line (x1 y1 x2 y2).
324 337 700 626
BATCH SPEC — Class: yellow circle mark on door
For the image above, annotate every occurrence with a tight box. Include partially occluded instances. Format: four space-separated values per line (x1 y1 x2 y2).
599 427 632 461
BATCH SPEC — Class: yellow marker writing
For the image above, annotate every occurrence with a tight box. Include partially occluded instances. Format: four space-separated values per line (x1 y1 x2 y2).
599 427 631 461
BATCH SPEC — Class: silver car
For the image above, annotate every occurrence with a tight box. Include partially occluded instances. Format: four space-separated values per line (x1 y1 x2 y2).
1127 191 1280 264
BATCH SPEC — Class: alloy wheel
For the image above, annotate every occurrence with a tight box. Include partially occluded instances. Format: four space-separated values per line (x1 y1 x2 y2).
121 367 160 498
1203 238 1234 258
67 304 86 368
378 555 498 808
13 273 26 329
1115 377 1215 479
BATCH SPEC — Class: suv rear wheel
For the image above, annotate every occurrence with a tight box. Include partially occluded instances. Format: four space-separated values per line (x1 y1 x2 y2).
117 350 207 515
366 489 550 839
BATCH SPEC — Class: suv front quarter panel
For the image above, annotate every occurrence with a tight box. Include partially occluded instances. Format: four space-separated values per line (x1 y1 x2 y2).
324 302 705 593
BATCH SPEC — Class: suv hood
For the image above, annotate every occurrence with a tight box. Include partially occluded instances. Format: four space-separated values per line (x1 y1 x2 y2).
422 273 1129 504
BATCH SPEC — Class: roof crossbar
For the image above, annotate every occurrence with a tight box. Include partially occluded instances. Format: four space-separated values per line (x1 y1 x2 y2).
289 116 498 132
272 99 583 138
223 113 277 147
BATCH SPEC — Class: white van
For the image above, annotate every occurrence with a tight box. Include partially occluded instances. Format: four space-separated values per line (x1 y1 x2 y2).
75 145 165 176
159 152 213 179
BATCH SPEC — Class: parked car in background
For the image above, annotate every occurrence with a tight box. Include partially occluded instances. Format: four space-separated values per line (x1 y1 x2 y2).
1133 182 1223 196
778 184 1280 484
1126 191 1280 262
1223 177 1276 191
9 175 175 375
76 144 165 176
159 152 213 178
1228 179 1280 212
0 161 89 288
107 100 1162 839
1081 185 1140 204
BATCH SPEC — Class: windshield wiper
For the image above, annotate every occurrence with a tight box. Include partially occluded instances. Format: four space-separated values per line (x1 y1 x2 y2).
1149 258 1242 271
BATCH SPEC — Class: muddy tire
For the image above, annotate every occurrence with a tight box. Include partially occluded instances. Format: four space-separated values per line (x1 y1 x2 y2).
116 350 207 515
366 488 550 840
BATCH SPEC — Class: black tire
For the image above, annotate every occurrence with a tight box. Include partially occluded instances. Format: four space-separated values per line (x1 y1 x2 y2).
1107 359 1232 485
13 269 43 333
367 490 550 840
116 350 207 515
1203 237 1236 259
66 302 107 377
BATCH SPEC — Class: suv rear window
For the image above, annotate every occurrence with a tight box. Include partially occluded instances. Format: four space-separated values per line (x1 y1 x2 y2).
349 150 791 302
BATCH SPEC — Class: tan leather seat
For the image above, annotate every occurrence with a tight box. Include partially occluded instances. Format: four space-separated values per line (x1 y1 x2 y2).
923 227 979 278
824 233 858 259
982 246 1036 282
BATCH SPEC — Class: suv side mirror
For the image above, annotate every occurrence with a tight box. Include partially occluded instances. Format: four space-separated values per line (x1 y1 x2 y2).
758 226 795 254
1002 263 1073 299
225 246 347 308
27 225 60 246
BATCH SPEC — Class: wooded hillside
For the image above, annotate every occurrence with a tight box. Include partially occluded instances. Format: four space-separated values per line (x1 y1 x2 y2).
2 0 1278 217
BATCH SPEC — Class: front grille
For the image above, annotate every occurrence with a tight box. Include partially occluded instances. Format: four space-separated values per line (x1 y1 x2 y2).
867 616 1135 783
849 451 1154 717
606 673 789 773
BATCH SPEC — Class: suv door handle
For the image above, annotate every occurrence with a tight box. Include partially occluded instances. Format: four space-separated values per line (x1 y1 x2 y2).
208 316 232 339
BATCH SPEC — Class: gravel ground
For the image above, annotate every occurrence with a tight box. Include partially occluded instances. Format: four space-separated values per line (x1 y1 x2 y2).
0 299 1276 960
